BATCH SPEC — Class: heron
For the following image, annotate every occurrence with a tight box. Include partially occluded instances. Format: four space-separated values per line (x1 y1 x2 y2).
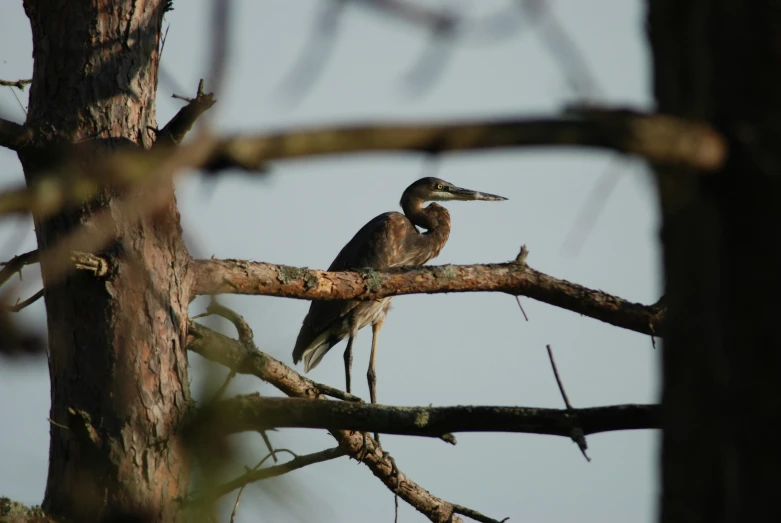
292 176 507 405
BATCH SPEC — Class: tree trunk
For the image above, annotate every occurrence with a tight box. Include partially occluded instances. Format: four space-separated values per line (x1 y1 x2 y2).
18 1 191 521
649 3 781 521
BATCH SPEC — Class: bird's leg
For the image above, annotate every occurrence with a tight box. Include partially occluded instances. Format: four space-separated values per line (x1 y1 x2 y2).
367 319 384 404
368 319 384 443
343 334 354 394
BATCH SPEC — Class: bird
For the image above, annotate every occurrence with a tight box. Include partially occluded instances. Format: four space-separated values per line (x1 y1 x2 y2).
292 176 507 405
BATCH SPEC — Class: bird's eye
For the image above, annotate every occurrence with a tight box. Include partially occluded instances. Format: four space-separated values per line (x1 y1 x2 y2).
437 184 444 190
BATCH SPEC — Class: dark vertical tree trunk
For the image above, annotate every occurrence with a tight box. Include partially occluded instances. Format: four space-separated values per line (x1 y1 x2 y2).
17 1 191 521
649 2 781 521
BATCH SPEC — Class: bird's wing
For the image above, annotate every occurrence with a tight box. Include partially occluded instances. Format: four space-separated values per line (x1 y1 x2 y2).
293 212 414 360
329 212 417 270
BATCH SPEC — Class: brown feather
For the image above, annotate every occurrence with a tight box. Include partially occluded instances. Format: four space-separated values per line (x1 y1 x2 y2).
292 205 450 369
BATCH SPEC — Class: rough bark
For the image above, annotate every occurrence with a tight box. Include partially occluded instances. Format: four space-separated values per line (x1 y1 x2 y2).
649 3 781 522
197 394 660 439
192 258 664 336
17 2 190 521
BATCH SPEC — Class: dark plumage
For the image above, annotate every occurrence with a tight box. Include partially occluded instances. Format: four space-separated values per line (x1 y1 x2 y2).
292 177 507 404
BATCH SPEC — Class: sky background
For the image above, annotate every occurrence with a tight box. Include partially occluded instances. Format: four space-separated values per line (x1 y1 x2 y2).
0 1 660 522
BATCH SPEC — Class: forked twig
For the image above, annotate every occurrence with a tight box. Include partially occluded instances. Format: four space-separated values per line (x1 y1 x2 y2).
546 344 590 461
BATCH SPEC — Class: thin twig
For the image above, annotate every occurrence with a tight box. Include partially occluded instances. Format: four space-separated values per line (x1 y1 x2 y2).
5 288 44 313
513 244 531 321
47 418 69 430
514 296 529 322
0 78 32 90
159 24 170 59
210 369 236 401
259 430 278 463
0 250 39 288
8 86 27 116
229 490 242 523
229 448 298 522
206 0 230 112
402 15 458 95
452 503 509 523
546 344 573 409
520 0 602 99
561 160 622 256
187 447 346 508
546 344 590 461
275 0 346 107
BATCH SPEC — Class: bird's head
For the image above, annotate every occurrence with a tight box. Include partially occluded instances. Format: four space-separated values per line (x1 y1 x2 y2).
401 177 508 206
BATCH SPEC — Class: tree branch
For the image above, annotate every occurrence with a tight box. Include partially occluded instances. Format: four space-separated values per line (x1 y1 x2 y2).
452 504 510 523
187 320 362 401
196 111 725 172
0 250 39 288
0 78 32 89
186 321 497 523
348 0 456 30
190 258 664 336
0 109 725 221
4 289 44 313
155 79 216 146
196 394 659 439
0 118 32 151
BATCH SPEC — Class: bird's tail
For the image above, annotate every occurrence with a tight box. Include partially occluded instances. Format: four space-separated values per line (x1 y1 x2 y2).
293 328 340 372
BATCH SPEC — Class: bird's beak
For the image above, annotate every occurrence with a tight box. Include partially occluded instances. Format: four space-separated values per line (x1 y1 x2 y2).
448 185 508 202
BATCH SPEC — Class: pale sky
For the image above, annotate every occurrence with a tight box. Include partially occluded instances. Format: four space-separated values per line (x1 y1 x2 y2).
0 2 660 522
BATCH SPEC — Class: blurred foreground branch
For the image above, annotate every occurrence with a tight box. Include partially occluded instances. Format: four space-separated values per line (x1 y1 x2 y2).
349 0 456 30
197 111 725 172
0 497 54 522
191 258 664 336
0 110 725 219
0 250 39 288
0 118 32 150
186 447 347 508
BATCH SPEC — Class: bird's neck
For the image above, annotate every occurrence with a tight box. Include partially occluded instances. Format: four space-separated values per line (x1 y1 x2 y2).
402 197 451 241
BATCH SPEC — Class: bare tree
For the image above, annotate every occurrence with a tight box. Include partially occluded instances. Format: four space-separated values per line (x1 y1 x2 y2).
0 1 774 522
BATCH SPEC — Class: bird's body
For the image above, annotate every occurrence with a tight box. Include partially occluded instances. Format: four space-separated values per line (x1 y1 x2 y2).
293 207 450 373
292 177 506 404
